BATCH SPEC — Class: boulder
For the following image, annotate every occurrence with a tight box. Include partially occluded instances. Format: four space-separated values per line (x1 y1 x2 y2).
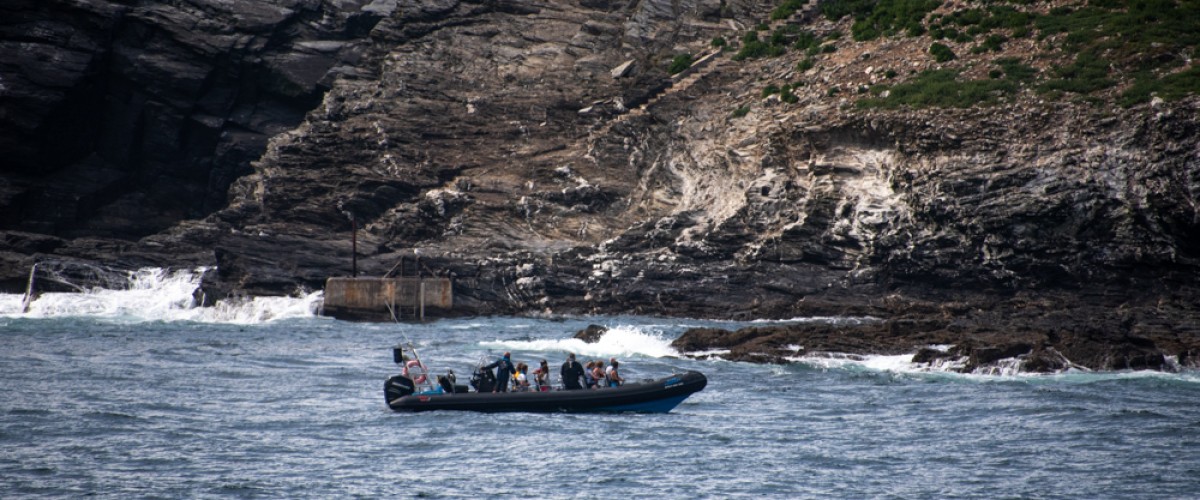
574 324 608 343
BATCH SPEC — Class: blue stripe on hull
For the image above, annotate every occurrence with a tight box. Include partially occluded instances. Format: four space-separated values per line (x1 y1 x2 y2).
594 394 690 413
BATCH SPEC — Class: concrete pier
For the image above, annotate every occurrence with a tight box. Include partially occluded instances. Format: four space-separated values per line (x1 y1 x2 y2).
322 277 453 322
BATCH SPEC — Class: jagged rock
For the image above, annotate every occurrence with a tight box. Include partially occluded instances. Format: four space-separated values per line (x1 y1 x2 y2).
611 60 635 79
672 300 1200 373
0 0 386 240
573 324 608 343
910 347 951 364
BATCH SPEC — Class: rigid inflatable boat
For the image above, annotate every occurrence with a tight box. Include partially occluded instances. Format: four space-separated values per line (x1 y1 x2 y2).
383 345 706 413
385 370 707 413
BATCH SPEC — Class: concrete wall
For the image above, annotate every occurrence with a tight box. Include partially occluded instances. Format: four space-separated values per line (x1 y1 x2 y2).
322 277 453 321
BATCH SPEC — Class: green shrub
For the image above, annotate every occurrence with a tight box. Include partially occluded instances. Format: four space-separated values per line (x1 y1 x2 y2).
983 6 1035 31
1039 52 1113 94
793 31 819 51
978 34 1007 53
930 43 956 62
731 106 751 118
733 39 787 61
884 69 898 79
995 58 1036 83
762 84 781 98
771 0 808 21
668 54 694 75
1119 66 1200 107
820 0 875 21
771 25 801 46
847 0 941 41
857 69 1017 108
948 9 985 26
711 36 727 48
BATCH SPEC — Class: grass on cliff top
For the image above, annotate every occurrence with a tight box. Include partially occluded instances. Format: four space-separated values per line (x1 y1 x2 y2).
858 58 1037 109
733 25 833 61
801 0 1200 107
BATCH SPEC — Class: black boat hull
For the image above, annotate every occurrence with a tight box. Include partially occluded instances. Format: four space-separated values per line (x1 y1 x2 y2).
385 371 707 413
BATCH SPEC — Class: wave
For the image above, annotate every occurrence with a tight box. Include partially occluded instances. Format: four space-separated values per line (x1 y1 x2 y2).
0 267 321 324
749 315 880 325
479 324 680 359
785 352 1200 383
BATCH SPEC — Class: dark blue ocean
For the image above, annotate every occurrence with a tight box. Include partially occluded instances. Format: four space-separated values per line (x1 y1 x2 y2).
2 272 1199 498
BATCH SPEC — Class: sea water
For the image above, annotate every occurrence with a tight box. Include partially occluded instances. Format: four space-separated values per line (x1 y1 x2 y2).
1 270 1198 498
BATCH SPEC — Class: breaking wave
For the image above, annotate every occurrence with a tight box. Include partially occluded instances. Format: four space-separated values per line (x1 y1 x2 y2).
479 324 679 359
785 352 1200 383
0 267 322 324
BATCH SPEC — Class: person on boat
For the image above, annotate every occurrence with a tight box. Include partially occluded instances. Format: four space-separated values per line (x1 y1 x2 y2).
513 362 531 391
590 361 606 389
607 359 624 387
533 359 550 391
400 355 427 384
560 353 585 390
481 352 515 393
403 359 427 386
582 361 597 389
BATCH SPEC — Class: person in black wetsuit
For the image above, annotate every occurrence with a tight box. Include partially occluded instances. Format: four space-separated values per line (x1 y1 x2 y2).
560 353 585 390
481 352 515 392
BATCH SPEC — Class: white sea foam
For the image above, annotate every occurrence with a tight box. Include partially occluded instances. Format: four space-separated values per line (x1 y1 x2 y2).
791 353 920 373
749 316 880 325
479 324 679 359
786 350 1200 382
788 350 1029 378
0 267 321 324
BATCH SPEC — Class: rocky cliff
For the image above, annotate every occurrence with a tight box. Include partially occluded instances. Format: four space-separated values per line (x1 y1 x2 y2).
2 0 1199 369
1 0 393 242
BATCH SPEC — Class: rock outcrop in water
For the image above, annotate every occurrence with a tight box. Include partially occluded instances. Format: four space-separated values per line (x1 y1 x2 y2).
2 1 1199 371
670 296 1200 373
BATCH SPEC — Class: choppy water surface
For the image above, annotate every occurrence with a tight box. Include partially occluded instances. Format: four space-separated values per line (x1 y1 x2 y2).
2 275 1199 498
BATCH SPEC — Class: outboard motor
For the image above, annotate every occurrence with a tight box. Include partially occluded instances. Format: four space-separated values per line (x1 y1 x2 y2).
385 344 417 407
385 375 416 406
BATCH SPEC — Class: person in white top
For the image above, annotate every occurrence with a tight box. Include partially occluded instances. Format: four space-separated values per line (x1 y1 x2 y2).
512 362 531 391
605 358 624 387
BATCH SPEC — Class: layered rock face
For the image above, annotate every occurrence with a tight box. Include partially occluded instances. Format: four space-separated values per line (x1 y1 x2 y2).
1 1 1198 368
0 0 391 240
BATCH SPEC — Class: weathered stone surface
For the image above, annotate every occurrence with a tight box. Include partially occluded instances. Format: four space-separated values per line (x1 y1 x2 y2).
0 0 389 240
670 299 1200 373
